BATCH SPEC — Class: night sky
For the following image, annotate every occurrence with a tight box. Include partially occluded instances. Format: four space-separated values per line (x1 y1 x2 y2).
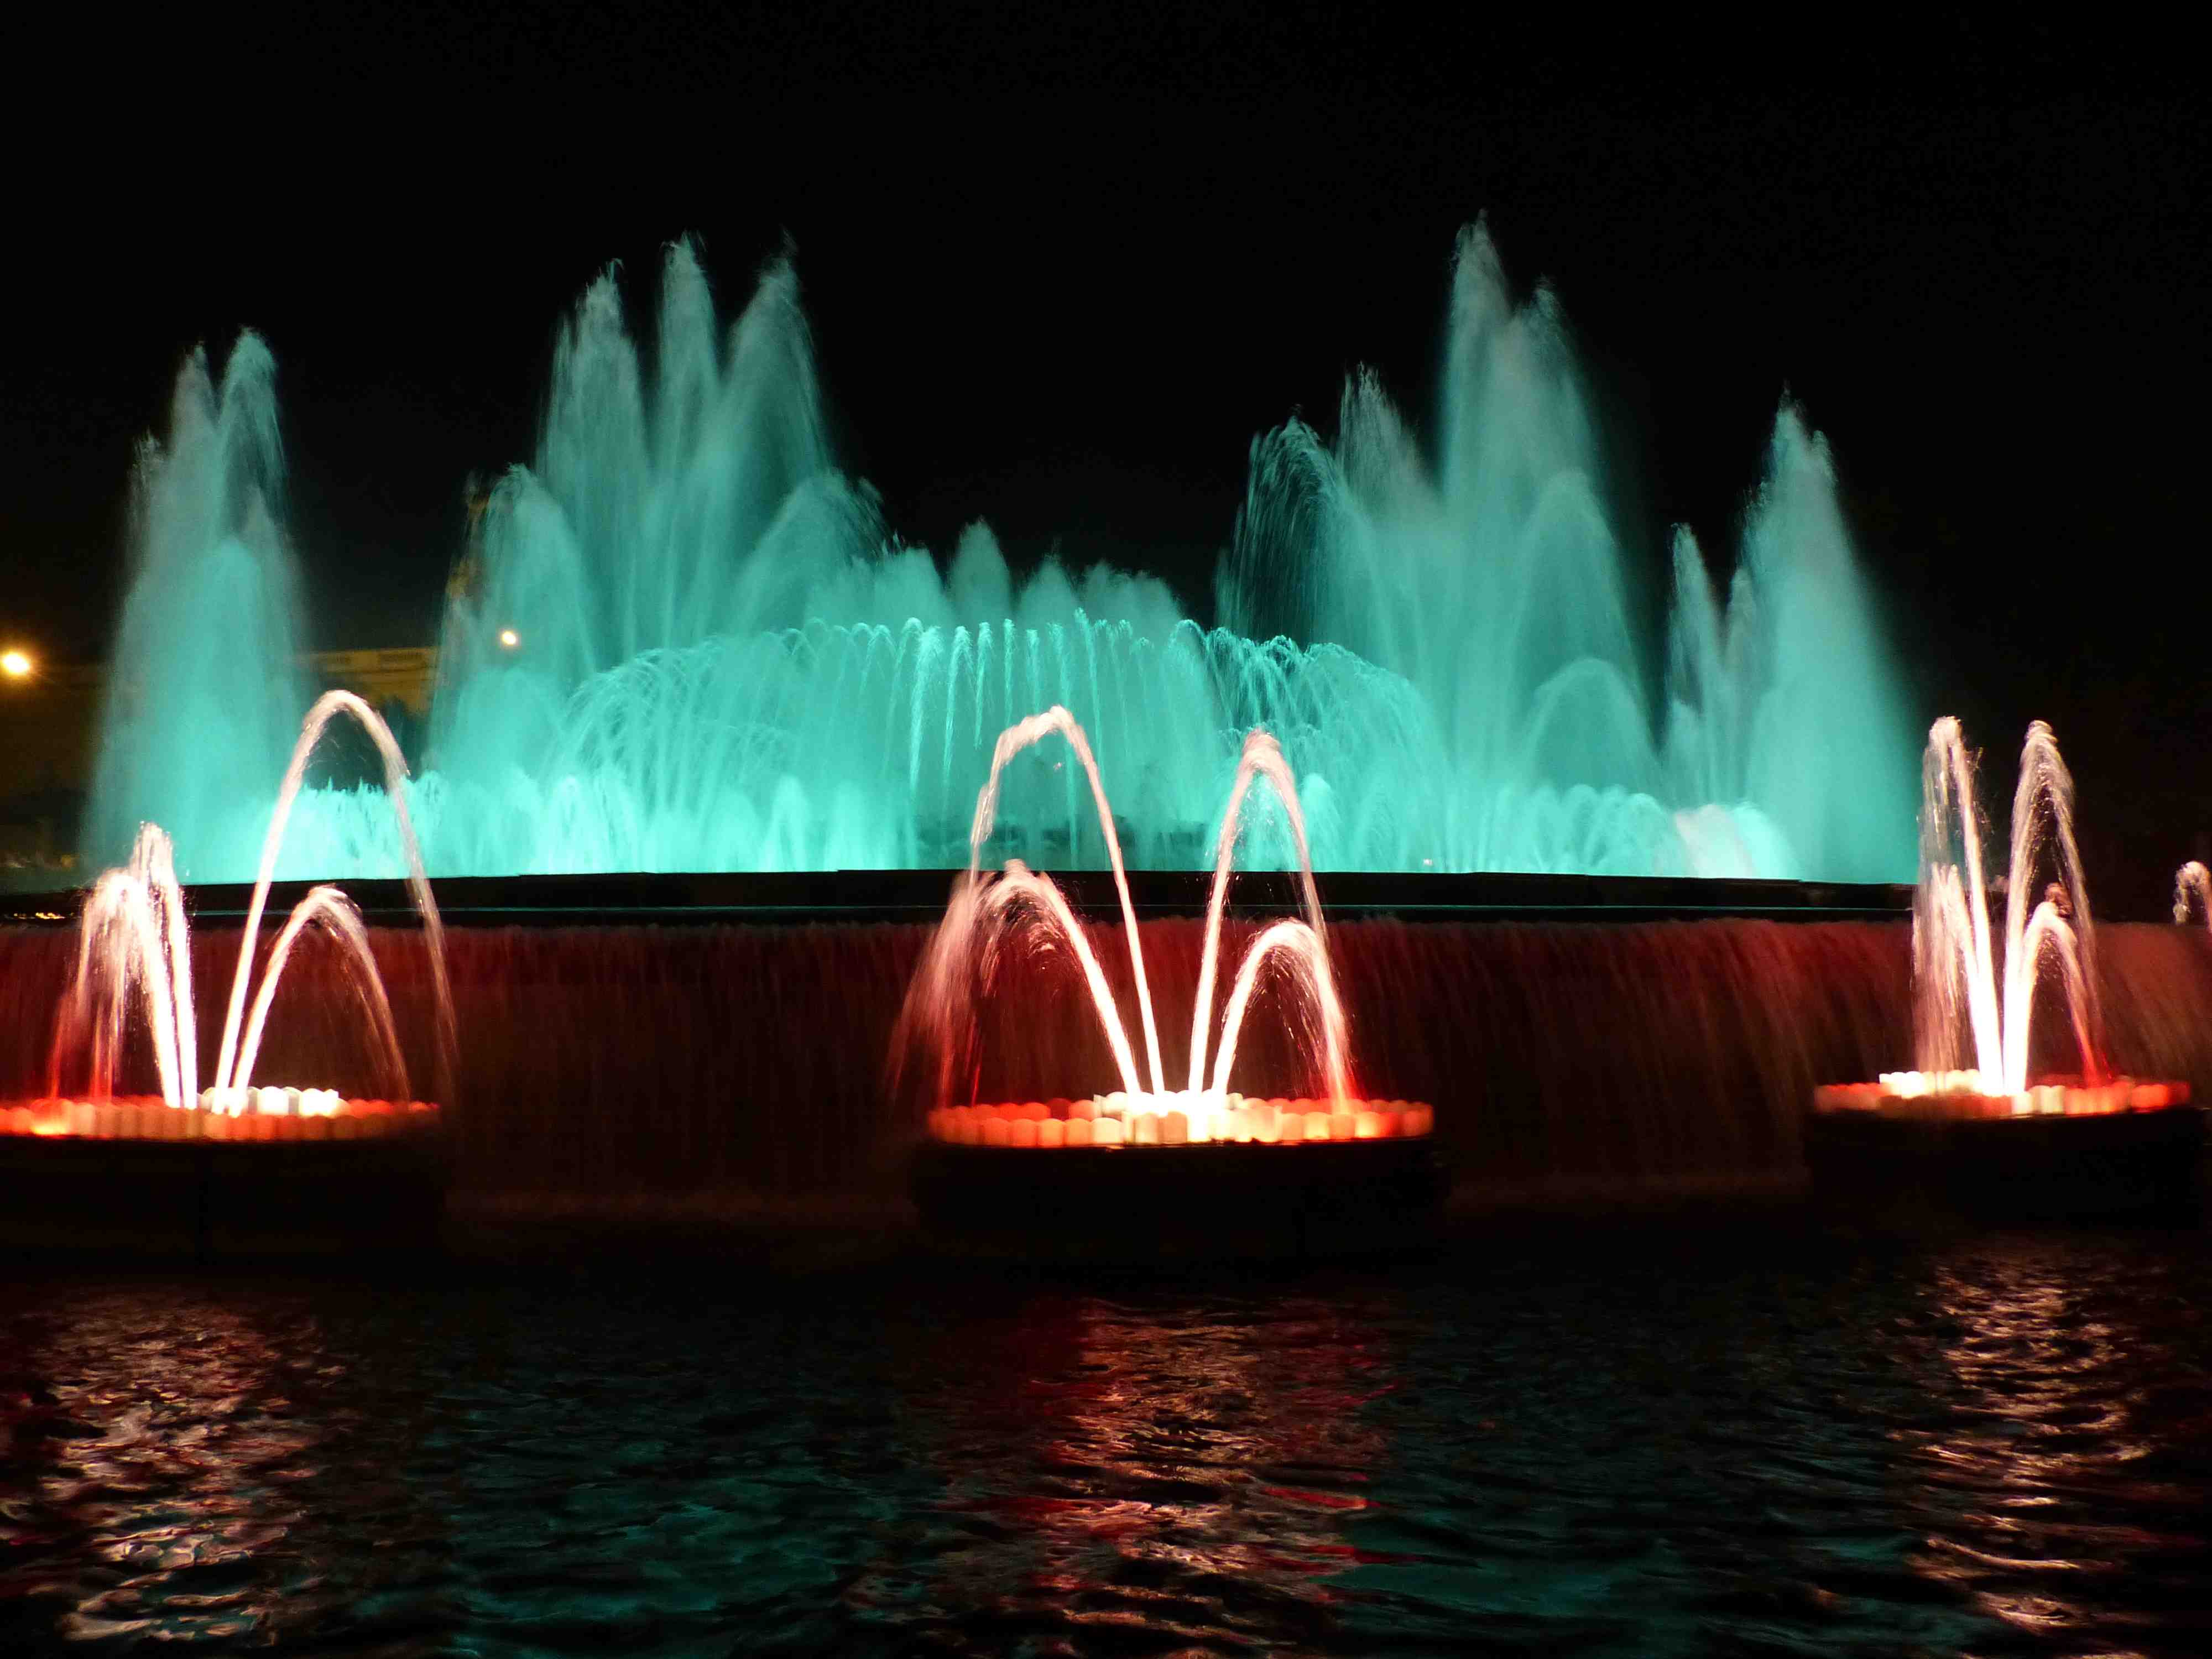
6 8 2203 911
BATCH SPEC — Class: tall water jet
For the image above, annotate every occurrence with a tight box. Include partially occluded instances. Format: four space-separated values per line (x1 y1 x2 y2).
56 825 198 1107
429 242 853 784
402 239 1227 876
1218 222 1916 880
1911 718 2099 1093
85 334 311 881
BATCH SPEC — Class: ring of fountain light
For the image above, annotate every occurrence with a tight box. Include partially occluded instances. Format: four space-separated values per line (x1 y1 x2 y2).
927 1095 1435 1147
1 1093 442 1142
1812 1076 2188 1122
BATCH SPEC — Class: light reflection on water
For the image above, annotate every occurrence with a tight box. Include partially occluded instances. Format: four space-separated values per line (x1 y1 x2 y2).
1901 1242 2212 1649
4 1229 2210 1656
903 1295 1399 1648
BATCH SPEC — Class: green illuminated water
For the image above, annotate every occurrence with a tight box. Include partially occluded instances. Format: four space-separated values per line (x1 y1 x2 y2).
85 227 1916 884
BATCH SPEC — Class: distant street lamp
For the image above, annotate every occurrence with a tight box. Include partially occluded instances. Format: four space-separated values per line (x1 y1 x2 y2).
1 648 32 680
498 628 520 650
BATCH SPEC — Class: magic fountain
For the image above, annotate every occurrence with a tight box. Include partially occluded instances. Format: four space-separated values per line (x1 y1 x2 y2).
1 693 453 1151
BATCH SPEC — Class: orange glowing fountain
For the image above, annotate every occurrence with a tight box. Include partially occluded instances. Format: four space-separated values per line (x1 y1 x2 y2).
1813 718 2187 1125
897 708 1433 1149
1 693 452 1144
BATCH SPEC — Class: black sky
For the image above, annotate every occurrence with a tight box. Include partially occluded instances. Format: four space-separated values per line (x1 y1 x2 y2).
4 6 2205 910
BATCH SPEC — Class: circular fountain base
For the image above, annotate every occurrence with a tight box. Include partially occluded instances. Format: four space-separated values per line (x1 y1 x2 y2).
1804 1103 2206 1224
0 1113 446 1260
910 1138 1448 1262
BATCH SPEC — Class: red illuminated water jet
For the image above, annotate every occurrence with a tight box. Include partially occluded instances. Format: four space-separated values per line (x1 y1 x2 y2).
1807 719 2198 1218
2 694 452 1150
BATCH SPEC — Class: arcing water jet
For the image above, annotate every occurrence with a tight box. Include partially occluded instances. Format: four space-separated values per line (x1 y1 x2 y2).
899 707 1382 1145
15 698 453 1140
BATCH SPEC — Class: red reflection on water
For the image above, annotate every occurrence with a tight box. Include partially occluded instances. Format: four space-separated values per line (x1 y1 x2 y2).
1256 1485 1372 1510
1 1292 358 1648
909 1291 1401 1631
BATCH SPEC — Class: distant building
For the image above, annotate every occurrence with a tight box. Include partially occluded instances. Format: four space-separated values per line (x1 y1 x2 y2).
302 648 439 721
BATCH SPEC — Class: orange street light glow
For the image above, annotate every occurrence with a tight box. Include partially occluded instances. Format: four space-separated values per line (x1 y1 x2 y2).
1 649 32 678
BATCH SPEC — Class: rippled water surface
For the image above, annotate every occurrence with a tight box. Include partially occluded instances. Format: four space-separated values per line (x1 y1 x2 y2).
6 1227 2211 1656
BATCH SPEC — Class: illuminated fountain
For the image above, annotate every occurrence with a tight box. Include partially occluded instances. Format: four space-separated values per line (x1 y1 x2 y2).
82 227 1916 886
2 692 453 1145
899 707 1433 1150
1814 718 2182 1119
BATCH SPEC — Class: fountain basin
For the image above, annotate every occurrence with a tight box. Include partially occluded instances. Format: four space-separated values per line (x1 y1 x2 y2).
0 1095 446 1258
1806 1083 2203 1223
911 1119 1446 1262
